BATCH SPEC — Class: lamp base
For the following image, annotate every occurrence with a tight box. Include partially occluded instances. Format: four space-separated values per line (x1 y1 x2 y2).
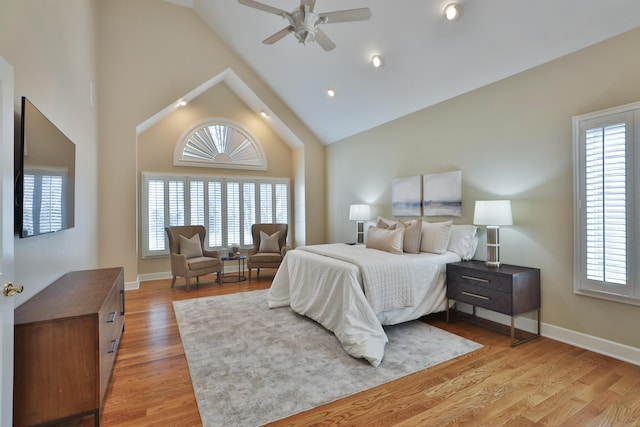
485 226 501 268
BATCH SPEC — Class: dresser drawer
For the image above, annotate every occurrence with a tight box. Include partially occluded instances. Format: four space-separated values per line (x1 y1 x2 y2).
447 266 512 293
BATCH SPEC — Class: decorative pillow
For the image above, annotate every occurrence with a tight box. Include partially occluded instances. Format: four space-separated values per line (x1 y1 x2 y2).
366 226 404 254
179 234 203 259
259 230 281 253
420 221 453 254
396 219 423 254
376 216 397 228
447 225 479 260
376 218 396 230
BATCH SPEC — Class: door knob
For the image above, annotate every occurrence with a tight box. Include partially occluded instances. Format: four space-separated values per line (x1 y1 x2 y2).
3 283 24 297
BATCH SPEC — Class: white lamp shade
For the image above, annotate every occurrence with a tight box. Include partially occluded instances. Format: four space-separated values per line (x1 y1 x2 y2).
473 200 513 226
349 204 371 221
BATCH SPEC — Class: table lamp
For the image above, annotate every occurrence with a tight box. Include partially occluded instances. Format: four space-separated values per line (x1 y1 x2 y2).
473 200 513 267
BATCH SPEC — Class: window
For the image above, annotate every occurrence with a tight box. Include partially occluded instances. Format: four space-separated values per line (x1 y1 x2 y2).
142 173 290 257
573 101 640 305
174 119 267 171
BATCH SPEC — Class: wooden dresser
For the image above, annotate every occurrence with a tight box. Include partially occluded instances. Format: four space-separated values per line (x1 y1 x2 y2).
13 267 125 427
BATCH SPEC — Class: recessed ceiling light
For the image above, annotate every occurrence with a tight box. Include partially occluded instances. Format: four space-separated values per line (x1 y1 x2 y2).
444 3 462 21
371 55 384 68
327 88 336 97
178 99 187 107
260 110 269 118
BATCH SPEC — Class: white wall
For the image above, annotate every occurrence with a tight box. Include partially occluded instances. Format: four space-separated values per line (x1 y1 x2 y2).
0 1 99 305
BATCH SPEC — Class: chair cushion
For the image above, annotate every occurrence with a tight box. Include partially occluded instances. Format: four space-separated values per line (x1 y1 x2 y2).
259 230 280 253
250 252 283 263
187 256 219 270
179 234 203 259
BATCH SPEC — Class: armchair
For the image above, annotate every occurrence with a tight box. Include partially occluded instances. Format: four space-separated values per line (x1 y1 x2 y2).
247 223 288 280
165 225 222 291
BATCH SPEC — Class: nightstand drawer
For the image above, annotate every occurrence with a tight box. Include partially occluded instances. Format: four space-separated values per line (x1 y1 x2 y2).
447 280 512 314
447 266 512 293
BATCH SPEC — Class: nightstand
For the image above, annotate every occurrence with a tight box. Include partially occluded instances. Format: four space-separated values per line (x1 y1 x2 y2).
446 260 541 346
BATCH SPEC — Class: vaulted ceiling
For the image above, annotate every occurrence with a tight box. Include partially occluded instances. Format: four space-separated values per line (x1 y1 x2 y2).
168 0 640 144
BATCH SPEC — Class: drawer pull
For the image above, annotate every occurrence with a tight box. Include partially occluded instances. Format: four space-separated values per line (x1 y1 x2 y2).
108 339 118 354
107 311 117 323
461 291 490 301
461 275 490 283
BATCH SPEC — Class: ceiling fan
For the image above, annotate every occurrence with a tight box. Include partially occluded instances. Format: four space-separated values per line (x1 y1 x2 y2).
238 0 372 51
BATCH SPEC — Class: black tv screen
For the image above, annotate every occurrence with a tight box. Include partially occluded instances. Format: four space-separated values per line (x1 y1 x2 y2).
15 97 75 238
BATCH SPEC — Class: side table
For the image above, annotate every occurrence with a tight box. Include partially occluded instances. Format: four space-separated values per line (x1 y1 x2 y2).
220 255 247 283
446 260 541 346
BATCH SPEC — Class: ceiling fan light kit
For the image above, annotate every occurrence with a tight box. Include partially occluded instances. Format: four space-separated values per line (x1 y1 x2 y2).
238 0 372 51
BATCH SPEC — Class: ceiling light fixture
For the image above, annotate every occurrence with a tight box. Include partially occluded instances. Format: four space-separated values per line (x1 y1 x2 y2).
260 110 269 118
178 99 187 107
327 88 336 97
371 55 384 68
444 3 463 21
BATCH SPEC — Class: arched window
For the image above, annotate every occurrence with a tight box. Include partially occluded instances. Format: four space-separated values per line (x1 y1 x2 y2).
174 119 267 170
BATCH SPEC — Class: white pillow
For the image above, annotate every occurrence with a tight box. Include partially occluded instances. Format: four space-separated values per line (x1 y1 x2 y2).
447 225 478 260
259 230 281 253
396 219 422 254
366 226 404 254
420 221 453 254
179 234 203 259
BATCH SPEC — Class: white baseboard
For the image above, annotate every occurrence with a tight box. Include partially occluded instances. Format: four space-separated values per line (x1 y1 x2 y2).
133 265 245 291
454 302 640 366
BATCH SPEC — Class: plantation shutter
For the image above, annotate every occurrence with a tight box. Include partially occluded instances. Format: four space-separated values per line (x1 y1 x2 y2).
243 182 256 246
584 123 627 285
275 183 288 224
227 182 241 246
168 180 185 226
208 181 223 247
260 183 273 223
147 179 165 251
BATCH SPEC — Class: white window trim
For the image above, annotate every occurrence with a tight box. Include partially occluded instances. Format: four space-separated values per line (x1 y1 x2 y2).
141 171 290 258
573 101 640 306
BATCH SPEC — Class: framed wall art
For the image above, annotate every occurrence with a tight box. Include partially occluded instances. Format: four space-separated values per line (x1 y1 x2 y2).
392 176 422 216
423 170 462 217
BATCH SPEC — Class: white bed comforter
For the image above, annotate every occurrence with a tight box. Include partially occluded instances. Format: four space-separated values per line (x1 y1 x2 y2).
268 244 461 366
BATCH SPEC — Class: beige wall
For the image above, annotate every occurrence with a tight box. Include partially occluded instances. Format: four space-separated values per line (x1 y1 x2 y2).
326 27 640 349
0 0 98 306
137 82 292 275
97 0 325 283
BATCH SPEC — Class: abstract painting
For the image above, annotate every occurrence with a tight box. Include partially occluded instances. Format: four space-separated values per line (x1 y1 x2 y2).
423 170 462 217
392 176 422 216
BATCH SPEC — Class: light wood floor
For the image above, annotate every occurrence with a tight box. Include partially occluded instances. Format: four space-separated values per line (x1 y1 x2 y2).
86 274 640 426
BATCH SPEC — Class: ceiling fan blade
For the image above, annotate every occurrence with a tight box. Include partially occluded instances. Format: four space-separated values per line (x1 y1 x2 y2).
262 26 293 44
319 8 372 24
238 0 289 17
314 28 336 51
300 0 316 12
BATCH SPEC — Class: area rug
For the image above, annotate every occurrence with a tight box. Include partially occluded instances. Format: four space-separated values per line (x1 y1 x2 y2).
173 290 481 426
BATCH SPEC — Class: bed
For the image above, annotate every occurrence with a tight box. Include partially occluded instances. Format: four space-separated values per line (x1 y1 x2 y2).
268 220 478 367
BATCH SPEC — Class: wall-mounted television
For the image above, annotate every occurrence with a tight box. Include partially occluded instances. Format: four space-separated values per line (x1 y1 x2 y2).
14 96 75 238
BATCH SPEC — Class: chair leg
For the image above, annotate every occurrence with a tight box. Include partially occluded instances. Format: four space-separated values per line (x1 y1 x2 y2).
248 268 252 280
171 276 177 288
186 277 191 292
196 276 200 289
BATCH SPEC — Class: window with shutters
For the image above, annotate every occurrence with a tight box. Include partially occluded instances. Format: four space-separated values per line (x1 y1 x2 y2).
573 101 640 305
174 119 267 171
141 173 290 257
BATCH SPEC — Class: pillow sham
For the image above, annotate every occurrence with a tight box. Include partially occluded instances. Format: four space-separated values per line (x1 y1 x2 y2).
259 230 281 253
366 226 404 254
376 216 397 228
179 234 203 259
396 219 423 254
447 224 478 260
420 221 453 254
